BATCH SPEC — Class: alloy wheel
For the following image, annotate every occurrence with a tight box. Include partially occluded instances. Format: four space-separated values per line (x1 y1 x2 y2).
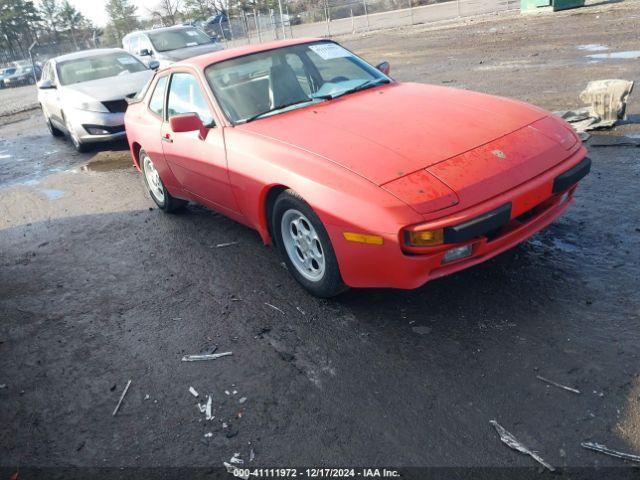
280 208 325 281
142 153 165 204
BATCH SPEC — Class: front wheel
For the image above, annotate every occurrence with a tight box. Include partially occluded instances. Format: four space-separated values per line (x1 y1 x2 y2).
140 149 186 213
42 107 63 137
64 114 88 153
272 190 346 298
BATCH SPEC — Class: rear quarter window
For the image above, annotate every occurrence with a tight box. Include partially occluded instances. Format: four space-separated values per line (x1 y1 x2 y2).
149 76 168 118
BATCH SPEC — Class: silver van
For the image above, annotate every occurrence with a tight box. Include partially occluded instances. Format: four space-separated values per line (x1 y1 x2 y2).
122 26 223 69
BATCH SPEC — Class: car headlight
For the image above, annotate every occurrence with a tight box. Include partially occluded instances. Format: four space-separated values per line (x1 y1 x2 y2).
71 98 109 113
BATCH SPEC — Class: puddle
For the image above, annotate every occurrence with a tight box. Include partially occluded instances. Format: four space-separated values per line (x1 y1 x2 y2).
586 50 640 60
80 154 134 172
529 237 580 253
39 188 66 200
577 44 609 52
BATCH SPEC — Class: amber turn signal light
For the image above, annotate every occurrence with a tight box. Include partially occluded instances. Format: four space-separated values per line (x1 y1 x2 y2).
406 229 444 247
343 232 384 245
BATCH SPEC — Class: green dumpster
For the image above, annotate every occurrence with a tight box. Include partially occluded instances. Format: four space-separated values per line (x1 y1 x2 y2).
521 0 584 12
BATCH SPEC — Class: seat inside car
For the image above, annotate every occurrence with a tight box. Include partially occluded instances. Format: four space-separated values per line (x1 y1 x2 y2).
268 62 308 108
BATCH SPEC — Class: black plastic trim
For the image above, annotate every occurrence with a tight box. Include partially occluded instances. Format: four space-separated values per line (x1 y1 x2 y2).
553 157 591 193
82 124 125 135
444 203 512 243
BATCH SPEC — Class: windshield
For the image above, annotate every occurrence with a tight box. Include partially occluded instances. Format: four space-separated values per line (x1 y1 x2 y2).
57 53 147 86
4 68 16 76
204 41 388 124
148 28 211 52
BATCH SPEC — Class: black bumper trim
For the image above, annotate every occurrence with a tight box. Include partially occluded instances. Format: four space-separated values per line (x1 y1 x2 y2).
82 124 126 135
444 203 512 243
553 157 591 193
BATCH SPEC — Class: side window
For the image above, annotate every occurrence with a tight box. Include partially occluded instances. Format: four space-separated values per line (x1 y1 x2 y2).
149 75 168 118
167 73 215 126
128 35 139 54
41 62 51 82
139 35 153 54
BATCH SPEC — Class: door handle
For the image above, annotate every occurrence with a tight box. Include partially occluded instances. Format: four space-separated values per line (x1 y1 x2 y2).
161 134 173 143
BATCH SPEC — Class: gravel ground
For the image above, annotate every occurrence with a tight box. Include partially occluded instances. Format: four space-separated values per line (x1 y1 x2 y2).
1 2 639 478
0 84 38 118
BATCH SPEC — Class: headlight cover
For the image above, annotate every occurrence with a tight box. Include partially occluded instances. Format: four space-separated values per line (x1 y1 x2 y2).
70 98 109 113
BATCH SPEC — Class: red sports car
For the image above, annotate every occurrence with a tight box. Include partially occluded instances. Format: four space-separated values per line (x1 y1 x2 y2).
124 38 590 297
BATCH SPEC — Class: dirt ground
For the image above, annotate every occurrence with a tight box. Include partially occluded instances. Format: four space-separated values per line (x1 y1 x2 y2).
0 85 38 118
1 1 640 477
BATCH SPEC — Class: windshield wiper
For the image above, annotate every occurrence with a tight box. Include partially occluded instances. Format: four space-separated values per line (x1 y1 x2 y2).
325 78 391 100
240 99 318 124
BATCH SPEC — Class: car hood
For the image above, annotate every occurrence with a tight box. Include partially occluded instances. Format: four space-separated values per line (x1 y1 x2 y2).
62 70 153 101
158 42 223 61
241 82 550 186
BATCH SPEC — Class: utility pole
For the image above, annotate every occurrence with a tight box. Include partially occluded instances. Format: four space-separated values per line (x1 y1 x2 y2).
278 0 286 39
28 41 38 84
325 0 331 37
363 0 370 30
254 9 262 43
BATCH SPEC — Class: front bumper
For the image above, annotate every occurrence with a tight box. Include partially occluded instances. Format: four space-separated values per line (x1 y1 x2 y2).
66 109 127 144
328 152 590 289
3 77 29 86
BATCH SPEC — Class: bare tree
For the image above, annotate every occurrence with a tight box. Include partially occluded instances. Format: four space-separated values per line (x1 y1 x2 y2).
154 0 182 25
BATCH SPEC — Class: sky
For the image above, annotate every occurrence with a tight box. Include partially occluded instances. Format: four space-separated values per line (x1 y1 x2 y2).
68 0 159 27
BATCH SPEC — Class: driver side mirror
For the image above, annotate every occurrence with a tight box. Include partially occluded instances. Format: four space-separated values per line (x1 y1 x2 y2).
376 61 391 76
37 79 56 89
169 113 210 140
139 48 152 57
148 60 160 70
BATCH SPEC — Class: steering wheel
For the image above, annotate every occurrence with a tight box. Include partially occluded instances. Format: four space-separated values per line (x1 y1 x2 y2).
328 76 349 83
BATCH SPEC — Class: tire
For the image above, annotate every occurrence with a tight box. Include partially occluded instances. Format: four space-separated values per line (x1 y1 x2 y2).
139 148 186 213
42 107 64 137
272 190 347 298
64 113 89 153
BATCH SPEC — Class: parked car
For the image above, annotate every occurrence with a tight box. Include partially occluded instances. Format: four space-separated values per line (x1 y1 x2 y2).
0 68 7 89
37 49 156 152
202 12 230 39
122 26 223 69
2 63 41 87
124 39 590 297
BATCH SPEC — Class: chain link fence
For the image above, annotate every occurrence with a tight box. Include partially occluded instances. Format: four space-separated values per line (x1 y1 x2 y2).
212 0 519 48
1 0 518 69
1 38 97 74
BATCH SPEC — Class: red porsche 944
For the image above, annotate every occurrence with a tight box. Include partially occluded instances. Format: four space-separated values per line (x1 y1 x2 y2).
124 38 590 297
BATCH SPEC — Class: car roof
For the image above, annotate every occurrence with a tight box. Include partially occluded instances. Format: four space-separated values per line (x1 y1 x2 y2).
171 37 325 70
53 48 128 63
124 25 197 39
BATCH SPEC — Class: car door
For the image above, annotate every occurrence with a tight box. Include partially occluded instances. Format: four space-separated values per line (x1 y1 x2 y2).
139 74 175 188
39 62 62 126
160 70 239 214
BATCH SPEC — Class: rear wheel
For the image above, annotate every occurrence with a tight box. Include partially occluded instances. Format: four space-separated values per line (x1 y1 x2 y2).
272 190 346 298
140 149 186 213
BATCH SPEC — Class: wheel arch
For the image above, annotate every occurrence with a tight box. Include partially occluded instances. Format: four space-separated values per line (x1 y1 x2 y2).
260 184 289 246
131 142 143 169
